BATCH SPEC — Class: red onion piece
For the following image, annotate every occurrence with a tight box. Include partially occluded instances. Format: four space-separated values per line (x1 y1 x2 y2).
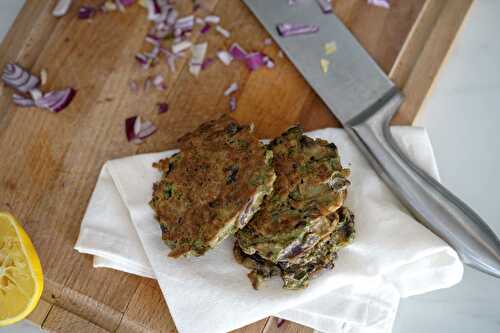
145 34 160 46
34 88 76 113
201 58 214 70
172 40 191 54
153 74 166 91
277 23 319 37
217 51 233 65
166 8 178 25
200 24 211 34
229 43 247 60
2 63 40 93
53 0 72 17
119 0 135 7
190 42 207 77
317 0 333 13
229 96 237 112
29 88 43 101
147 0 168 22
204 15 220 24
78 6 96 19
175 15 194 32
157 102 169 114
135 53 150 68
263 38 272 46
224 82 238 96
12 94 35 108
245 52 265 71
263 56 275 69
125 116 157 144
368 0 390 8
215 25 230 38
276 318 286 328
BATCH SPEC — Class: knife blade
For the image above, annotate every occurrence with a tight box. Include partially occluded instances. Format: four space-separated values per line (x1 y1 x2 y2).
243 0 500 277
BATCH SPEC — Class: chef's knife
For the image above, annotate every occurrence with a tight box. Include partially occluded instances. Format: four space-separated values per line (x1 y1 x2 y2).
243 0 500 277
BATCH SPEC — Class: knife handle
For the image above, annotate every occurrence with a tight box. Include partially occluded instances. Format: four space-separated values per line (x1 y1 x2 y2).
346 92 500 278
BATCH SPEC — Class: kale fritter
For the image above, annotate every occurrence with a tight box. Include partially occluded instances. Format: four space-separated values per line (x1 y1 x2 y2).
236 127 351 263
150 115 276 258
234 207 355 290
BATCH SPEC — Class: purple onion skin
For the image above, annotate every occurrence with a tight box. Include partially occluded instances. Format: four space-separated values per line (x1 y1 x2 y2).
51 88 77 112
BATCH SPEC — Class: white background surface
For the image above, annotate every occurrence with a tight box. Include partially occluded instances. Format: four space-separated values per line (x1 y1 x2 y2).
1 0 499 332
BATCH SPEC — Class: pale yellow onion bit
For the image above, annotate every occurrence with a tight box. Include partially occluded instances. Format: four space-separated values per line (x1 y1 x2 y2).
324 41 337 55
320 58 330 75
40 69 48 86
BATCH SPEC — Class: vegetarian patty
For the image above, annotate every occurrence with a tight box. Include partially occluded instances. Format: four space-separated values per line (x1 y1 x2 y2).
234 207 355 290
150 115 276 258
236 127 351 262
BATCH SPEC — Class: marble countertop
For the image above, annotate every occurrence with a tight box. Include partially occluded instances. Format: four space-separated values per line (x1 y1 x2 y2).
1 1 498 332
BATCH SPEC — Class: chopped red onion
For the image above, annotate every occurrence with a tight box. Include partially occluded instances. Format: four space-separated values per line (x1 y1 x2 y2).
215 25 230 38
166 8 178 25
229 43 247 60
276 318 286 328
78 6 96 19
34 88 77 113
245 52 265 71
263 38 273 46
204 15 220 24
2 63 40 93
29 88 43 101
135 53 150 67
153 74 166 91
157 102 169 114
200 24 211 34
201 58 214 70
102 1 118 12
224 82 238 96
145 34 160 46
125 116 157 144
263 56 275 69
368 0 390 8
12 94 35 108
171 40 192 54
147 0 168 22
277 23 319 37
317 0 333 14
217 51 233 65
53 0 72 17
119 0 135 7
189 42 207 77
175 15 194 32
115 0 126 12
229 96 237 112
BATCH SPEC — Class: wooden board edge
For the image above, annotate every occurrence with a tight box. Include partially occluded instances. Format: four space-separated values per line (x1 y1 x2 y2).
391 0 474 125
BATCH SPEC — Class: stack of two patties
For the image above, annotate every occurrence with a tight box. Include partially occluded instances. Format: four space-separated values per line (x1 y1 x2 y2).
150 115 354 289
234 127 354 289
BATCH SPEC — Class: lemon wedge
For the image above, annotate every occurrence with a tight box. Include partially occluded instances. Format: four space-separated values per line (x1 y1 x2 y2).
0 212 43 326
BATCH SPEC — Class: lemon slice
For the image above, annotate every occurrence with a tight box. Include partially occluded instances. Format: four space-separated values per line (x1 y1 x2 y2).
0 212 43 326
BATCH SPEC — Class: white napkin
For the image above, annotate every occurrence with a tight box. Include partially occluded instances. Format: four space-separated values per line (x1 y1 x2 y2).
75 127 463 333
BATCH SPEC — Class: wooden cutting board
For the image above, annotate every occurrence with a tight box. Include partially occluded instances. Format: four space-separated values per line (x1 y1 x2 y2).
0 0 472 332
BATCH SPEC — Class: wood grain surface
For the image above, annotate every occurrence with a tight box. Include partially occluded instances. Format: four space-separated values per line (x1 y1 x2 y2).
0 0 472 332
